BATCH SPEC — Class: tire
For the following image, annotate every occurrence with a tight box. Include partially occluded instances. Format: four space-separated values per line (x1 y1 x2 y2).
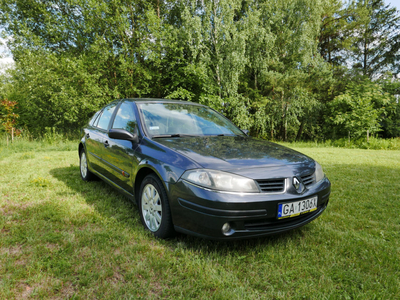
139 174 174 239
80 149 96 181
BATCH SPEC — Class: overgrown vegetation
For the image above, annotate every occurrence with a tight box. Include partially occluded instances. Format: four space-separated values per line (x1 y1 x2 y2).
0 0 399 141
1 143 399 298
280 136 400 150
0 132 76 161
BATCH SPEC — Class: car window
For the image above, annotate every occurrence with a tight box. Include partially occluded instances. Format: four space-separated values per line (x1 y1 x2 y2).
137 102 245 137
112 102 137 133
89 111 101 126
97 103 117 130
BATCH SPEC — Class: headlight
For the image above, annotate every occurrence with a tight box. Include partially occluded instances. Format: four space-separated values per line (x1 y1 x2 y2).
181 169 260 193
315 162 325 183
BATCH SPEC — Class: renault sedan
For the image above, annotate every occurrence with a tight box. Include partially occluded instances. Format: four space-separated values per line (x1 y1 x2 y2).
79 99 331 240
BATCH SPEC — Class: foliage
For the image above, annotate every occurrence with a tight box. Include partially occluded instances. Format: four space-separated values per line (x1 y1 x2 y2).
328 80 392 139
319 0 366 66
283 137 400 150
379 75 400 137
0 98 19 136
350 0 400 78
0 0 399 139
6 52 109 135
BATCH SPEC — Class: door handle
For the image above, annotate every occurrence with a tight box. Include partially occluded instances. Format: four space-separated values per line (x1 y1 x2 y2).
86 133 90 139
104 140 110 147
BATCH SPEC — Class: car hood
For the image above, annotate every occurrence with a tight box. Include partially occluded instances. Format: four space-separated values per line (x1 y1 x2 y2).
154 136 314 175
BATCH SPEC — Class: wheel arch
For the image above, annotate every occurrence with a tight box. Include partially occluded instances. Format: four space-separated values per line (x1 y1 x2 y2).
78 142 85 157
134 166 167 205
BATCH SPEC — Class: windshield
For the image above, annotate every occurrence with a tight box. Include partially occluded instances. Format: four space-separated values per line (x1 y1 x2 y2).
137 102 245 137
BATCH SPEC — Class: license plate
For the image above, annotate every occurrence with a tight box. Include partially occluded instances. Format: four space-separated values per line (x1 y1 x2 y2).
277 196 318 219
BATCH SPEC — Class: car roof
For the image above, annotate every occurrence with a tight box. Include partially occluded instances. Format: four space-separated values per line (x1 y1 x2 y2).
121 98 202 105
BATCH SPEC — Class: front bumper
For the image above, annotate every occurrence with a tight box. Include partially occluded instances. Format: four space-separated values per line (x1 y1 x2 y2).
168 177 331 240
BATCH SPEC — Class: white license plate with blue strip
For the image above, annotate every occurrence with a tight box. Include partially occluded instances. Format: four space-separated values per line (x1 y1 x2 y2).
277 196 318 219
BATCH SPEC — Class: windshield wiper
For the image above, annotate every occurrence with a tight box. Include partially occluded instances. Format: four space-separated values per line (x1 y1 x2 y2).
206 133 237 137
152 134 201 138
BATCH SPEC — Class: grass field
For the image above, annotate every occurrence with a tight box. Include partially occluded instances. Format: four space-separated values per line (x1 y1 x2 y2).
1 141 399 299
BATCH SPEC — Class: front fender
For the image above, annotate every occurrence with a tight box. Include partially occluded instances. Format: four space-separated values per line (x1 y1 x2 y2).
136 158 185 191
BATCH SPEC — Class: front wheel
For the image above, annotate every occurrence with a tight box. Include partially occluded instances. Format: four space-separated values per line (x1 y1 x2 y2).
80 149 96 181
139 174 174 239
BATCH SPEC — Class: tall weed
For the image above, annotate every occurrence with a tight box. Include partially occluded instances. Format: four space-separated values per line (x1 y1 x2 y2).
0 130 77 160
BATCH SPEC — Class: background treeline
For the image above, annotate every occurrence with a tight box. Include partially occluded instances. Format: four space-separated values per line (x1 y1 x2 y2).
0 0 400 141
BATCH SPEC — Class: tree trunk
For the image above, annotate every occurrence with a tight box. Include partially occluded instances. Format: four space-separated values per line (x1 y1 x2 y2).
295 121 304 141
284 104 288 142
328 36 331 63
363 34 368 76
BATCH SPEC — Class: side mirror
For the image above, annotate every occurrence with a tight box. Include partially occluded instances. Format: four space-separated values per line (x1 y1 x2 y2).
108 129 139 144
241 129 249 136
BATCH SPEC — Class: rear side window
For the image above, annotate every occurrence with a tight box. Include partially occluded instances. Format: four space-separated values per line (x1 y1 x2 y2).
89 111 101 126
112 102 137 133
97 103 117 130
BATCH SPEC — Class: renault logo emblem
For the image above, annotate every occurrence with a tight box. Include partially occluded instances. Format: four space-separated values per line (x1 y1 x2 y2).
293 177 304 193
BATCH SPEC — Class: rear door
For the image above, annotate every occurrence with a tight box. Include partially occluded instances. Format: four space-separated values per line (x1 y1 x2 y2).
87 102 118 175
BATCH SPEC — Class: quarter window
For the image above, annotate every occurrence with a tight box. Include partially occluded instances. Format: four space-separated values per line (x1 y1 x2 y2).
89 111 101 126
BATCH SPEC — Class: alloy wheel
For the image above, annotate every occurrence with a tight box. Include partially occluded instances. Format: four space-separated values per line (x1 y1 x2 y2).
141 183 163 232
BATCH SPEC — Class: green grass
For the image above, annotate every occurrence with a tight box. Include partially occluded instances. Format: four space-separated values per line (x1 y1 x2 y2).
1 141 400 299
0 135 76 161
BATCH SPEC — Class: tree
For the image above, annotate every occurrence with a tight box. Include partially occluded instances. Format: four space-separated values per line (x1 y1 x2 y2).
319 0 367 66
329 80 392 139
0 98 19 144
379 75 400 137
350 0 400 78
180 0 250 98
245 0 329 141
2 0 398 141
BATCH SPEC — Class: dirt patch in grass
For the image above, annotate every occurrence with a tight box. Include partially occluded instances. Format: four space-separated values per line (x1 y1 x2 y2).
148 276 165 298
1 198 42 217
20 284 34 299
0 245 23 256
107 270 126 285
56 282 76 300
13 277 71 299
46 243 61 252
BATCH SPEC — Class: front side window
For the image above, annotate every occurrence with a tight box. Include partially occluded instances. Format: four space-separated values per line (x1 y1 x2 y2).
137 102 244 137
97 103 117 130
112 102 137 133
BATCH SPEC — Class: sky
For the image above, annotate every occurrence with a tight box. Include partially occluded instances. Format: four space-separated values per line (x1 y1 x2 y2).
387 0 400 9
1 0 400 71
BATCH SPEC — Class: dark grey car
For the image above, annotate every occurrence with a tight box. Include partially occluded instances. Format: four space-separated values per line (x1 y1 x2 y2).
79 99 331 239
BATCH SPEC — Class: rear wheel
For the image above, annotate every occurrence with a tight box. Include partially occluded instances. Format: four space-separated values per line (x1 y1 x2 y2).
80 149 96 181
139 174 174 239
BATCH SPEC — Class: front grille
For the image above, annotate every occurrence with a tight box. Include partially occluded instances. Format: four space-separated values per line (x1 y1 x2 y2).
256 179 285 193
301 173 315 187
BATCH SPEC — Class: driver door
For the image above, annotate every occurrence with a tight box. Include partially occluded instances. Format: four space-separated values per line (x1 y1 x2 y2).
102 101 140 194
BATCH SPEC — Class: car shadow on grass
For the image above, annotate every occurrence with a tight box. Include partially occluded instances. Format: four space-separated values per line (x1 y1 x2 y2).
49 165 142 229
50 165 314 251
